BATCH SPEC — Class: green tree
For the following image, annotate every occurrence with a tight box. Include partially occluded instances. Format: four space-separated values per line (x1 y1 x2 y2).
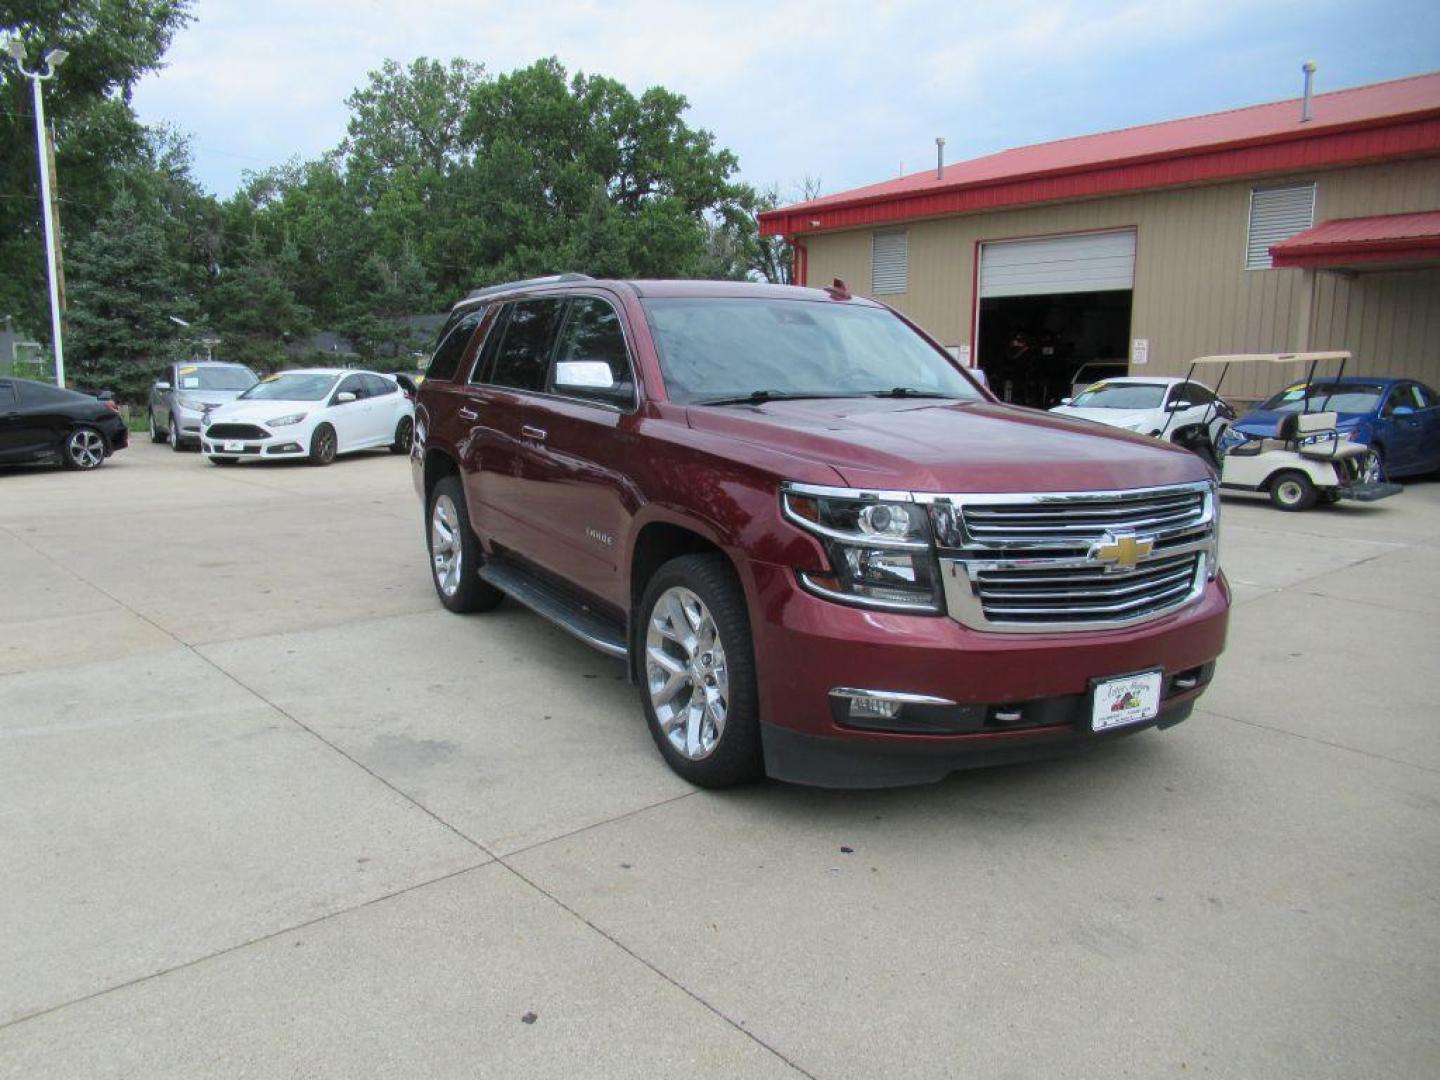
206 237 311 372
340 245 436 365
64 188 190 401
0 1 195 344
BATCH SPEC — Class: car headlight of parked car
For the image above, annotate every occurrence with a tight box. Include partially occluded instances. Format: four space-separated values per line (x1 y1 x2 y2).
267 413 308 427
781 486 942 613
175 394 208 413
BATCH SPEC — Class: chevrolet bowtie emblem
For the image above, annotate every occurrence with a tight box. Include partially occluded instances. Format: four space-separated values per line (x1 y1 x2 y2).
1091 533 1154 570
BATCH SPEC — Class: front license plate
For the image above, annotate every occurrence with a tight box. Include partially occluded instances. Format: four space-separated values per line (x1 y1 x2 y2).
1091 671 1163 732
223 440 244 452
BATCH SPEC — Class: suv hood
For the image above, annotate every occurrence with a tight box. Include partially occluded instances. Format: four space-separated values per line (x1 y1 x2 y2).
685 398 1211 493
179 388 249 408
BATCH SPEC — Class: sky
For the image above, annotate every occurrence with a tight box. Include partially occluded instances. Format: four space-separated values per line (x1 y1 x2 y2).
129 0 1440 203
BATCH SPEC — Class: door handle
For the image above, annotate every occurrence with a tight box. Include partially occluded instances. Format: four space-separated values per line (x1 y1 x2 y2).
458 406 479 421
520 425 548 441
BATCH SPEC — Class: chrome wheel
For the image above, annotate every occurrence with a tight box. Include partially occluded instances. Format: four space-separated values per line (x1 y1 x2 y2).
645 586 728 761
1360 450 1383 484
430 493 463 597
68 428 105 469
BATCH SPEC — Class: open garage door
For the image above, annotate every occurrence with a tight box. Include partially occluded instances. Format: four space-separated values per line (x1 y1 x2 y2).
977 229 1136 408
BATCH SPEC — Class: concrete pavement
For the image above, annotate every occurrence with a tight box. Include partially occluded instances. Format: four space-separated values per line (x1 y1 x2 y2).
1 443 1437 1078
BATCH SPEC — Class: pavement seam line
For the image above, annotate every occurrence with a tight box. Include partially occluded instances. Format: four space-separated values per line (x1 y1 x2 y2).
493 860 817 1080
498 789 701 860
0 861 496 1033
1201 706 1440 775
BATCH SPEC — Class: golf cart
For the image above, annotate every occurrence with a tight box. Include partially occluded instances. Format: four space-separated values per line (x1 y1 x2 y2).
1180 351 1403 512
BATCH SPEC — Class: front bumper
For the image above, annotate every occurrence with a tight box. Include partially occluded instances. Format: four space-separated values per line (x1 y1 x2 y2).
201 427 309 459
745 561 1230 788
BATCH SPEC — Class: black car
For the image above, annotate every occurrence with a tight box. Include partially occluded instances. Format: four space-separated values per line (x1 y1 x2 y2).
0 377 129 470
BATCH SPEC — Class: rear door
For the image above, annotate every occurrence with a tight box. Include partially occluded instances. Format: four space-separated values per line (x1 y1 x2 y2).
362 374 402 445
465 298 567 554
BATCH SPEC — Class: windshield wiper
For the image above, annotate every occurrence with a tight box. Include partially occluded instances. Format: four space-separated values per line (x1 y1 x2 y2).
697 390 842 406
870 387 955 399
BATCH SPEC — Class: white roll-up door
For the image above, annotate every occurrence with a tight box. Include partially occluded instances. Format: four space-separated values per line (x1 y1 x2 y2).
979 229 1136 298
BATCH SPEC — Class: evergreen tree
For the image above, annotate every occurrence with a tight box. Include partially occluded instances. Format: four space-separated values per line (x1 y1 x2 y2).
65 188 190 400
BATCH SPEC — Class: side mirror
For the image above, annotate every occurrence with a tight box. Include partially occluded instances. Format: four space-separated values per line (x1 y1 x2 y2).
1059 396 1072 406
554 360 617 392
1166 400 1193 411
1392 404 1415 417
335 391 358 404
155 381 171 391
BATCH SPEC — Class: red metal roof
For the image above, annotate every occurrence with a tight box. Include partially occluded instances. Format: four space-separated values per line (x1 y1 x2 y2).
759 72 1440 237
1269 210 1440 268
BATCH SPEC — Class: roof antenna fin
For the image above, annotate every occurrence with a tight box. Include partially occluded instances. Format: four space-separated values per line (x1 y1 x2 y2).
1301 61 1317 122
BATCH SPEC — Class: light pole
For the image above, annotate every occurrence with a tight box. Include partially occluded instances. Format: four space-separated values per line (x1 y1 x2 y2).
5 35 69 387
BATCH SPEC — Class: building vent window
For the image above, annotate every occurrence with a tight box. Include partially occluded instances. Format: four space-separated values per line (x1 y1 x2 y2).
1246 184 1315 269
872 231 908 294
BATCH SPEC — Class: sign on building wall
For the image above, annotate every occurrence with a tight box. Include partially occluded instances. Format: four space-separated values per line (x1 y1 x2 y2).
1131 338 1149 365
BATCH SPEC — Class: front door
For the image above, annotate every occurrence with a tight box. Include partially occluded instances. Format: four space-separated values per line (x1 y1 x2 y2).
328 373 372 451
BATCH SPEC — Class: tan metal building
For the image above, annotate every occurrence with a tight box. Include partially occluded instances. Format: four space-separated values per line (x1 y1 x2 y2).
759 72 1440 406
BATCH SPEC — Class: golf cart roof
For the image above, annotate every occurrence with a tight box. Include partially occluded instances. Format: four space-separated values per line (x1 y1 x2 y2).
1190 351 1352 366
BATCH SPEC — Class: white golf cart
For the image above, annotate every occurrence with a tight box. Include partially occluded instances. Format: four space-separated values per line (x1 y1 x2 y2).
1180 351 1403 512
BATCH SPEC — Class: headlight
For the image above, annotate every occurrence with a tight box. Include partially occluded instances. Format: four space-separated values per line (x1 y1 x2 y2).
781 486 942 612
267 413 308 427
175 394 207 413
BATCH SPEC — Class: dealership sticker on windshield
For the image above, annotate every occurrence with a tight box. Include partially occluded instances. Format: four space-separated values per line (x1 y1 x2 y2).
1091 670 1163 732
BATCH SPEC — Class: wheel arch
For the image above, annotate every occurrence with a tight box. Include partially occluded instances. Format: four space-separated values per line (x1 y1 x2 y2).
423 447 460 503
627 520 733 683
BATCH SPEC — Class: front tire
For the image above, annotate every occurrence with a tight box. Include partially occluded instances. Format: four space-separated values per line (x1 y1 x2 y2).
62 427 107 470
1269 470 1317 512
391 415 414 454
308 423 337 466
168 421 187 452
638 554 761 788
427 475 503 613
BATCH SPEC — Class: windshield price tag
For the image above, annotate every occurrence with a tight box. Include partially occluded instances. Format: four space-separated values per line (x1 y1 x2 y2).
1091 671 1163 731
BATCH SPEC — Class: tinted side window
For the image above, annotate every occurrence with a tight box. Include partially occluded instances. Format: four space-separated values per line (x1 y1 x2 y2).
336 374 367 400
364 374 397 397
17 380 76 406
0 382 14 407
427 305 487 382
1414 384 1437 409
551 297 635 406
488 299 565 392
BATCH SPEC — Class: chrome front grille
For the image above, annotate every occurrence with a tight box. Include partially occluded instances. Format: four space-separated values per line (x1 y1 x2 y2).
925 481 1217 633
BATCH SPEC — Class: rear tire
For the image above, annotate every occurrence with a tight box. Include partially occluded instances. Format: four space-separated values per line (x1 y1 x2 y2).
427 476 503 613
391 415 414 454
308 423 337 466
148 409 166 443
1269 470 1317 512
62 427 107 470
638 554 762 788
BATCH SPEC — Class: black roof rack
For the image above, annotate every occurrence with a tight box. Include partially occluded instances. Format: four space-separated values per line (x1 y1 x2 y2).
462 273 593 302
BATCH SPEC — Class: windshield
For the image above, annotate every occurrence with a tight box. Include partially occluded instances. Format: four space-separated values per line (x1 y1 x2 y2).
640 298 982 405
177 365 257 391
1259 383 1384 414
1070 383 1166 410
239 373 338 402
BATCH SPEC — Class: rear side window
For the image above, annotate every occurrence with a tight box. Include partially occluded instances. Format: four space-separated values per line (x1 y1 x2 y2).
0 382 14 407
16 380 78 406
363 374 397 397
487 299 565 392
426 305 487 382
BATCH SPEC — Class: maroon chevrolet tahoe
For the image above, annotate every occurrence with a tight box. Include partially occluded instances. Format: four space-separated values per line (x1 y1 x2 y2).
412 275 1229 788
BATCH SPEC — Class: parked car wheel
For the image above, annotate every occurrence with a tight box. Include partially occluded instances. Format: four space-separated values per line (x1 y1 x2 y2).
148 409 166 444
639 554 761 788
1269 470 1317 512
308 423 337 466
168 421 186 452
427 476 503 613
391 415 414 454
208 456 239 466
1360 447 1385 483
62 427 107 471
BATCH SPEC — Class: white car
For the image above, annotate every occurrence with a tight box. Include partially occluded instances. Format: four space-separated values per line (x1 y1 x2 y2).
201 368 414 466
1049 376 1234 444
